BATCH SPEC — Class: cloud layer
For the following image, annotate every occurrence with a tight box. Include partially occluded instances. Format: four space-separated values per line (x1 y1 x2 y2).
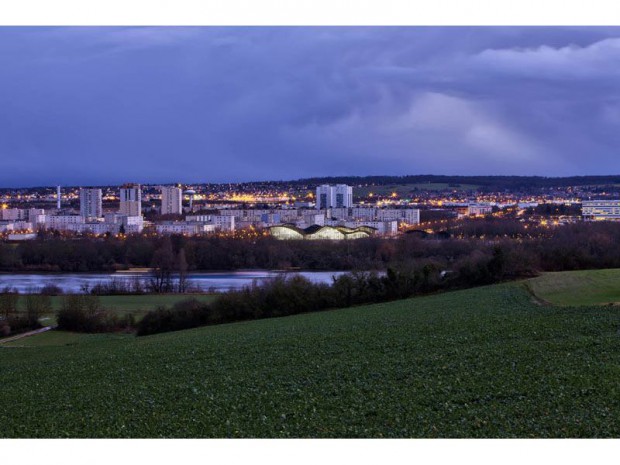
1 26 619 187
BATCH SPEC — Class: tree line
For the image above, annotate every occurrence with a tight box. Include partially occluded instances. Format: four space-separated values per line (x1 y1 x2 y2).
5 219 620 337
292 174 620 191
135 245 511 336
2 220 620 274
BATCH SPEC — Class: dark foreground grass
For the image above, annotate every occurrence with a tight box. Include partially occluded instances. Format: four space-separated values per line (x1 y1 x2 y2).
1 282 620 438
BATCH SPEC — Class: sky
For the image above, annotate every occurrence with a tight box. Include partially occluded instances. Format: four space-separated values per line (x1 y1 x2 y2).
1 26 620 187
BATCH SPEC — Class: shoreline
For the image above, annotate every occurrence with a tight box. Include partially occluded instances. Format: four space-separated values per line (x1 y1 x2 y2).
0 268 358 275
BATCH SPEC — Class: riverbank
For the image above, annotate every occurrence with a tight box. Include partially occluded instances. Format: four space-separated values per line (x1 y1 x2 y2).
0 270 349 294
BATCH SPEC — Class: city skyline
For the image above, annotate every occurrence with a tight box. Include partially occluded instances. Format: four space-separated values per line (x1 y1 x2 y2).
3 26 620 187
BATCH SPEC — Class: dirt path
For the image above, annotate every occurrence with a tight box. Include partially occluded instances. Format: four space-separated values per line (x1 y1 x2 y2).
0 326 53 345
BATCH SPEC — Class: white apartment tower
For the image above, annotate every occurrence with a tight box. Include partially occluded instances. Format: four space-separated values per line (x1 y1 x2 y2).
79 188 103 218
316 185 333 210
334 184 353 208
161 186 183 215
119 183 142 217
316 184 353 209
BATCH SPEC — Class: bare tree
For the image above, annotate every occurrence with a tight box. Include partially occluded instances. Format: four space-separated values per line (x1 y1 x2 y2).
0 287 19 320
24 287 52 326
150 239 175 293
177 248 189 293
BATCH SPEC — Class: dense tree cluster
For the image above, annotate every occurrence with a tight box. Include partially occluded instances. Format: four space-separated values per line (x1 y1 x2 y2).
1 220 620 275
136 248 511 336
0 233 388 272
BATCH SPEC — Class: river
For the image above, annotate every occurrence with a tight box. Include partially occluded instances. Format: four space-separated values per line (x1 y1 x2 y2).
0 270 349 294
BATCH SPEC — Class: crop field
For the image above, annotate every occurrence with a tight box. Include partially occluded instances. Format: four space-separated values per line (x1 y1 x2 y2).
2 280 620 438
2 331 132 348
527 269 620 306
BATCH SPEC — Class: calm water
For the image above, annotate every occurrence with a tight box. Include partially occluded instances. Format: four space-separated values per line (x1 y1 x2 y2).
0 270 348 293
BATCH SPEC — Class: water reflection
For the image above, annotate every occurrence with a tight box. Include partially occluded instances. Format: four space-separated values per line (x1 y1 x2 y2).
0 270 348 293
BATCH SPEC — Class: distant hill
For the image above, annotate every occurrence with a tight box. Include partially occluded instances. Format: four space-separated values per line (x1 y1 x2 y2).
4 174 620 193
289 174 620 191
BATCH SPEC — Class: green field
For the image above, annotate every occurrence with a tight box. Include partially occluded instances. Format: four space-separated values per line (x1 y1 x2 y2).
527 269 620 306
2 280 620 438
2 330 131 348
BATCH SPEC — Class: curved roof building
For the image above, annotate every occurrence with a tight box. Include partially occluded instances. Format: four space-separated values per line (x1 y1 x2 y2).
269 224 375 240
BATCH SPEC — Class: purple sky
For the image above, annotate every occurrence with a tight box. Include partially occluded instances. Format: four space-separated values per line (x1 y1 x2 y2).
1 26 620 187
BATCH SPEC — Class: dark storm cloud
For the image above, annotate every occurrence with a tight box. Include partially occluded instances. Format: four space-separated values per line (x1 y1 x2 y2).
1 26 620 187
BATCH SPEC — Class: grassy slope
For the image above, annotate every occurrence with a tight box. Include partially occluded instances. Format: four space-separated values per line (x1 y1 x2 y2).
2 282 620 438
2 331 132 348
527 269 620 306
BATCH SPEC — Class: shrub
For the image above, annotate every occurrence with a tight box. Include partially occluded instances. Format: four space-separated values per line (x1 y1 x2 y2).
0 288 19 320
136 298 209 336
90 277 146 295
40 284 63 296
24 293 52 326
1 316 42 336
1 322 11 337
56 295 115 332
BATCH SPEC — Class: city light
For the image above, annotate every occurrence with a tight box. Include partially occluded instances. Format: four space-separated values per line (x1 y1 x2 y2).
0 179 606 243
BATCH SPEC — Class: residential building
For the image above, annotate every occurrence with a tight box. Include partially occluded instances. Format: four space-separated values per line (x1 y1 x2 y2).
185 215 236 231
43 215 85 230
79 188 103 219
0 208 24 221
582 199 620 221
468 204 493 216
161 186 183 215
328 207 350 220
119 183 142 216
316 184 353 210
27 208 46 222
260 213 281 226
316 185 333 210
302 213 325 227
376 208 420 225
120 215 144 234
0 221 33 232
103 213 144 234
334 184 353 208
156 222 216 235
351 207 376 221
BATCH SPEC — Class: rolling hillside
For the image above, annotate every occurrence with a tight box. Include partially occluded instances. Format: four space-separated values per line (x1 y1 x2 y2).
2 281 620 438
